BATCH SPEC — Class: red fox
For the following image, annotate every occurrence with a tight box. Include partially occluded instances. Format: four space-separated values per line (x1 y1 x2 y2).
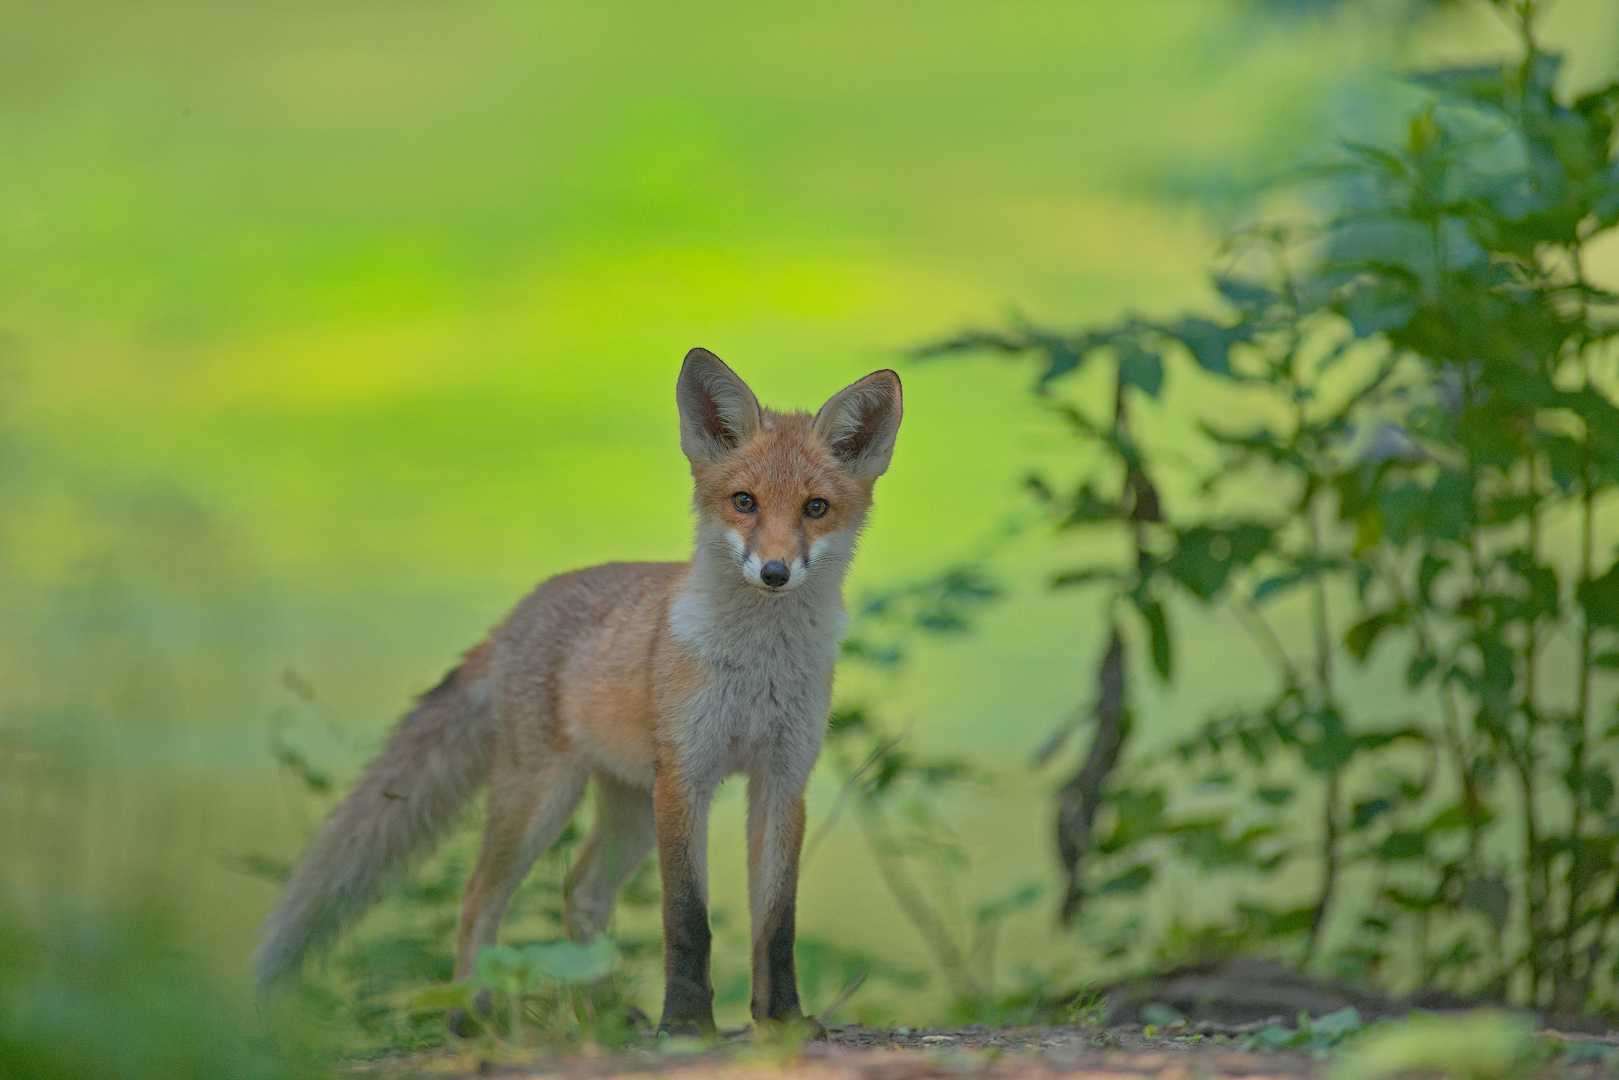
253 349 903 1035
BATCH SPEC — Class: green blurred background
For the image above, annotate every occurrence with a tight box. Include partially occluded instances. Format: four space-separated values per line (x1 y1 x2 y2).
3 0 1617 1044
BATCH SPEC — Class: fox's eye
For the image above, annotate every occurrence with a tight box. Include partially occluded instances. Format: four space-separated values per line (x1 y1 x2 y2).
804 497 829 519
732 492 757 513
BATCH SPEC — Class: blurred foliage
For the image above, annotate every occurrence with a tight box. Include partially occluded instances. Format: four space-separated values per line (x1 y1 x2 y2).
0 896 313 1080
1332 1011 1536 1080
1236 1005 1367 1053
0 723 313 1078
823 565 1103 1024
9 0 1619 1069
930 0 1619 1017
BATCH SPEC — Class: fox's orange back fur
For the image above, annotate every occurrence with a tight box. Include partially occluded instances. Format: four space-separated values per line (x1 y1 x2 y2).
253 349 901 1034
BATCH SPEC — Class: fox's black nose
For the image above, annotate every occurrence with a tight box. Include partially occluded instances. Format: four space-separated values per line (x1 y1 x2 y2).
760 561 790 587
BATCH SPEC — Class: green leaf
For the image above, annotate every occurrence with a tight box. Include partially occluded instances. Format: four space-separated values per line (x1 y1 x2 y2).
1050 566 1121 589
1040 341 1086 383
1577 563 1619 629
1340 278 1417 338
1117 342 1164 398
1345 608 1407 662
1302 709 1356 773
1406 651 1439 688
974 882 1042 922
1409 64 1508 111
476 945 528 993
1377 483 1426 545
1252 1023 1299 1049
1522 562 1559 622
1058 484 1120 528
1264 906 1318 937
1214 276 1277 315
1254 557 1336 604
1417 551 1447 604
1542 433 1585 490
1313 1006 1365 1042
1383 885 1439 911
1173 317 1244 376
1481 493 1537 525
1097 864 1154 895
1165 523 1273 601
1424 802 1482 834
1165 528 1229 600
1133 591 1172 681
519 937 618 984
1378 831 1426 860
1176 821 1257 869
1099 788 1168 853
1352 798 1393 829
1427 471 1473 542
1580 768 1613 813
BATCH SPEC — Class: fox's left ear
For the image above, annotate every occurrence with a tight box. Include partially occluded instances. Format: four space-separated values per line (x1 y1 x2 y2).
814 369 902 479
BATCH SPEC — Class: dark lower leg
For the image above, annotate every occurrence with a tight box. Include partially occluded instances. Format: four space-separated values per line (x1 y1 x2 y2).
751 889 804 1022
659 868 714 1034
655 772 714 1035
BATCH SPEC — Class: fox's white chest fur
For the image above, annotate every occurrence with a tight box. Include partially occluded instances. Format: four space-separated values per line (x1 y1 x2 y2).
668 551 848 795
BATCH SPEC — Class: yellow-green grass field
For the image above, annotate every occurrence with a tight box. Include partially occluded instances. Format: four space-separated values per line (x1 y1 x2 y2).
3 0 1617 1035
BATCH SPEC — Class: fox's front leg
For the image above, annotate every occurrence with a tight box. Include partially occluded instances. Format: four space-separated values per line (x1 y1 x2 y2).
746 780 812 1028
653 768 715 1036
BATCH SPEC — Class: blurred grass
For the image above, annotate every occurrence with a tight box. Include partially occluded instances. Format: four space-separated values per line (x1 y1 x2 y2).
3 0 1617 1042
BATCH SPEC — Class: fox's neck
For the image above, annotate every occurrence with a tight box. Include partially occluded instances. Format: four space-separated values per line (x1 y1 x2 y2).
671 540 851 664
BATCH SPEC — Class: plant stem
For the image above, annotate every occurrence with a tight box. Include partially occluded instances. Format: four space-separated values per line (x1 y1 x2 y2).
1307 768 1341 964
1304 469 1340 964
1231 596 1300 686
1557 277 1597 1013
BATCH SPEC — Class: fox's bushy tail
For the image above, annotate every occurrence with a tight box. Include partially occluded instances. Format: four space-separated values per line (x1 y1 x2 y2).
252 643 496 995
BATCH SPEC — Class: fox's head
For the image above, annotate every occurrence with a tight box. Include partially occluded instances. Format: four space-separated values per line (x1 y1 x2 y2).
675 348 902 594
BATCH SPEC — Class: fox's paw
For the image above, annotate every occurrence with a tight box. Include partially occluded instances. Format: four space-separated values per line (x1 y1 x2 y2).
445 988 493 1039
624 1003 654 1036
656 1014 717 1040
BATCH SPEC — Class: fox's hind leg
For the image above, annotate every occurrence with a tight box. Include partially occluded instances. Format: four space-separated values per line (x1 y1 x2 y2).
453 757 589 982
564 772 656 941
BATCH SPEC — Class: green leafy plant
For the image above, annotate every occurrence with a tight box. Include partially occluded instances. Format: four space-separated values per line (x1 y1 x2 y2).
930 0 1619 1016
462 938 620 1046
1239 1005 1367 1054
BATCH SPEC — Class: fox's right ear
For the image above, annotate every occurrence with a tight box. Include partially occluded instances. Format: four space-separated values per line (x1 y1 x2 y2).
676 348 762 465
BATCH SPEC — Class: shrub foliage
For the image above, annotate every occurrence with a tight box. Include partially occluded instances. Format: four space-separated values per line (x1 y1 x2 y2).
929 0 1619 1014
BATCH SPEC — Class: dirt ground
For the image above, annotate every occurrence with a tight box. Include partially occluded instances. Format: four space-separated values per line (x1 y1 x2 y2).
350 959 1619 1080
351 1020 1619 1080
